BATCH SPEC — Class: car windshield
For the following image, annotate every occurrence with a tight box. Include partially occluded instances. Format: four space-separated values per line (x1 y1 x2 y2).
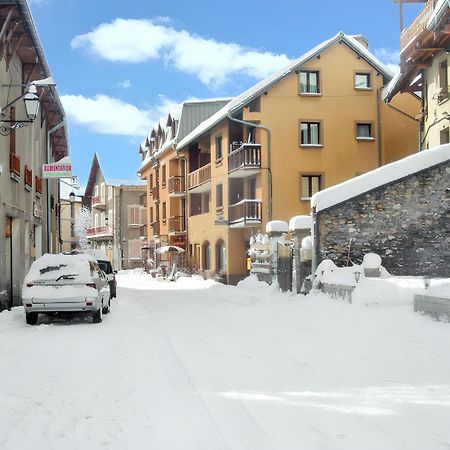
97 260 112 274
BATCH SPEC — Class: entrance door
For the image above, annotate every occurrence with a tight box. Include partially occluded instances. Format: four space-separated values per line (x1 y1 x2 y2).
277 242 293 293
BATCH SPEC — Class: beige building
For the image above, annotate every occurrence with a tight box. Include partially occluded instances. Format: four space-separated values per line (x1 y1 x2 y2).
60 198 81 253
84 154 146 270
140 32 420 284
386 0 450 148
0 1 69 309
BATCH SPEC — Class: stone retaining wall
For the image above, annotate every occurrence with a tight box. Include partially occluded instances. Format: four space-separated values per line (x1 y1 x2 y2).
315 161 450 277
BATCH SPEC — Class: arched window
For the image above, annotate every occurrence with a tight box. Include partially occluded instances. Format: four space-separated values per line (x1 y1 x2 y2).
202 241 211 270
216 240 226 273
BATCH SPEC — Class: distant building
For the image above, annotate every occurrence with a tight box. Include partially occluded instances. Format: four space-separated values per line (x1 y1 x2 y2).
0 1 69 309
84 154 146 270
60 198 81 253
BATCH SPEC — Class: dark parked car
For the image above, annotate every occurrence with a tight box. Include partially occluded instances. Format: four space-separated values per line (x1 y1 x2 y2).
86 251 117 298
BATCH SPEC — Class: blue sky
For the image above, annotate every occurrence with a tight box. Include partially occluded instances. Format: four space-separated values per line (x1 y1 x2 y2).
28 0 424 194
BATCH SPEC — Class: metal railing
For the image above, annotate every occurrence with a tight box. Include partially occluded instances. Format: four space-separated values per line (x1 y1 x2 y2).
400 0 434 51
188 163 211 190
169 176 185 195
228 200 262 225
152 186 159 201
86 226 113 237
91 195 106 207
228 143 262 173
151 221 160 236
169 216 185 233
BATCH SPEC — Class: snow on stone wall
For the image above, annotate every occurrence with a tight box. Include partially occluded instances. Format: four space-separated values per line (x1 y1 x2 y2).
315 160 450 277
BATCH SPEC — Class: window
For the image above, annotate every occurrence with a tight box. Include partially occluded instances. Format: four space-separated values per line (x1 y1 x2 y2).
216 240 226 272
215 136 223 161
355 72 371 89
150 207 154 223
202 241 211 271
149 174 153 189
162 202 167 224
440 127 450 144
108 185 113 200
128 239 142 260
248 96 261 112
101 183 105 202
438 61 448 102
300 121 321 146
299 70 320 94
128 205 140 226
300 175 321 200
216 184 223 208
356 122 374 140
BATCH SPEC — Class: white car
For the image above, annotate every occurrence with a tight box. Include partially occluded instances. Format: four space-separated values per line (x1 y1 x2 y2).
22 253 111 325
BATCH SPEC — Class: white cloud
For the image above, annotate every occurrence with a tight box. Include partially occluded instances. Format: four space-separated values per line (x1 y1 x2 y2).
61 93 177 137
374 48 400 74
71 18 290 88
118 79 132 89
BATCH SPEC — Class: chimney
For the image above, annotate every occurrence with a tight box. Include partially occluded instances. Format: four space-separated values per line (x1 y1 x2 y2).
353 35 369 49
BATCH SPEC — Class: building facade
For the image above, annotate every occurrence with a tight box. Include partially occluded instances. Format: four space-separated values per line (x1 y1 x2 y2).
386 0 450 148
84 154 146 270
60 198 81 253
139 33 420 284
0 0 69 309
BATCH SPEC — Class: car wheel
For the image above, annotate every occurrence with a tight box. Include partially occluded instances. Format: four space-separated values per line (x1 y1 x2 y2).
25 312 38 325
93 307 103 323
102 299 110 315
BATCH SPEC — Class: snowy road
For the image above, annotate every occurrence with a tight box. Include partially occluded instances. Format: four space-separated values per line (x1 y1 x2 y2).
1 272 450 449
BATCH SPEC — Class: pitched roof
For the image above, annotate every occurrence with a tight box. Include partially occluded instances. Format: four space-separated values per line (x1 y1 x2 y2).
177 32 394 149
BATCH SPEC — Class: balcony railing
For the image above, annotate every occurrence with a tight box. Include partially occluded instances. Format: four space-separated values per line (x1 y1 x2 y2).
228 199 262 226
86 226 113 237
24 165 33 191
188 163 211 192
400 0 434 52
169 216 185 233
35 175 43 196
151 221 160 236
228 143 262 176
169 176 185 196
91 195 106 208
10 153 20 180
152 186 160 202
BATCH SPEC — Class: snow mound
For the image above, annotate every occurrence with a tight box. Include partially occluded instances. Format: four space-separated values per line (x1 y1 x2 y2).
289 215 311 231
266 220 288 233
362 253 382 269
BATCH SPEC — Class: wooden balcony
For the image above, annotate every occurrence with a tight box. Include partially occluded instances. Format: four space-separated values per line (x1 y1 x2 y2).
151 221 160 236
152 186 160 202
228 199 262 227
228 143 262 178
169 216 185 234
169 176 186 197
188 163 211 193
86 226 113 239
400 0 434 52
10 153 20 181
35 175 43 197
24 165 33 191
91 195 106 209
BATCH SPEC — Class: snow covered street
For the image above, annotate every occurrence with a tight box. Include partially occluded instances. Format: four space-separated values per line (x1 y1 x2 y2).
1 272 450 449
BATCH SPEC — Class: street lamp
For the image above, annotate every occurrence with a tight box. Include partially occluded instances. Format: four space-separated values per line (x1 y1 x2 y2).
0 84 40 136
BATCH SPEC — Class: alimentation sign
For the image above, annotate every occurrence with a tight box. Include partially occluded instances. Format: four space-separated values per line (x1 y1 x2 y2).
42 160 72 178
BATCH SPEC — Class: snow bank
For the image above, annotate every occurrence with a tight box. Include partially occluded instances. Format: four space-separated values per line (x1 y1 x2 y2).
289 215 311 231
312 144 450 212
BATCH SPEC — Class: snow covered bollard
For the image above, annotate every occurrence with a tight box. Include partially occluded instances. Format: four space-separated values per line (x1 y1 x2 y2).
361 253 382 278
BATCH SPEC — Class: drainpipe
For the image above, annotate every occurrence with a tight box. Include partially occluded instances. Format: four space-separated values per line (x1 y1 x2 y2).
173 139 189 255
46 119 66 253
376 87 383 167
227 112 273 221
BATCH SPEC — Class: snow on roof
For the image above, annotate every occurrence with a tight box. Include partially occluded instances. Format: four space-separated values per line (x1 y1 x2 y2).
312 144 450 213
289 215 311 231
265 220 288 233
178 33 394 149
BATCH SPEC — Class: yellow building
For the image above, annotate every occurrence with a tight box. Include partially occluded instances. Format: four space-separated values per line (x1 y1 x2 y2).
140 32 420 284
385 0 449 148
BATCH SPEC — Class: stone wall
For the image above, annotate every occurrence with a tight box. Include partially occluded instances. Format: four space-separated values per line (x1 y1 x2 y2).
316 161 450 277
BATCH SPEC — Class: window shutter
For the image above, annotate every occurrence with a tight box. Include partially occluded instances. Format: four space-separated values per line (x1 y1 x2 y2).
128 239 141 260
140 207 147 225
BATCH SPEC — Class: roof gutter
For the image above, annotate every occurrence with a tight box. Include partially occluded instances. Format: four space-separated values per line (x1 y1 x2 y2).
227 111 273 222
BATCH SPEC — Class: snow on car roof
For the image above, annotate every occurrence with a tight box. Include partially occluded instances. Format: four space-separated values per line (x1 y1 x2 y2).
24 253 97 283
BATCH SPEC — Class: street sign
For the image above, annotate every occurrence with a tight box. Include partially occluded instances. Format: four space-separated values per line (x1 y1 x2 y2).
42 162 72 178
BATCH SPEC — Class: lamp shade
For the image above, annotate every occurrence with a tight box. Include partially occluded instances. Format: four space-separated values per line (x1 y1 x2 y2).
69 191 75 203
23 85 40 121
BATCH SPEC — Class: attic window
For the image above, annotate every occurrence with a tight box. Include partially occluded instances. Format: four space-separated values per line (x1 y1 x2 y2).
299 70 320 94
355 72 371 90
248 97 260 112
